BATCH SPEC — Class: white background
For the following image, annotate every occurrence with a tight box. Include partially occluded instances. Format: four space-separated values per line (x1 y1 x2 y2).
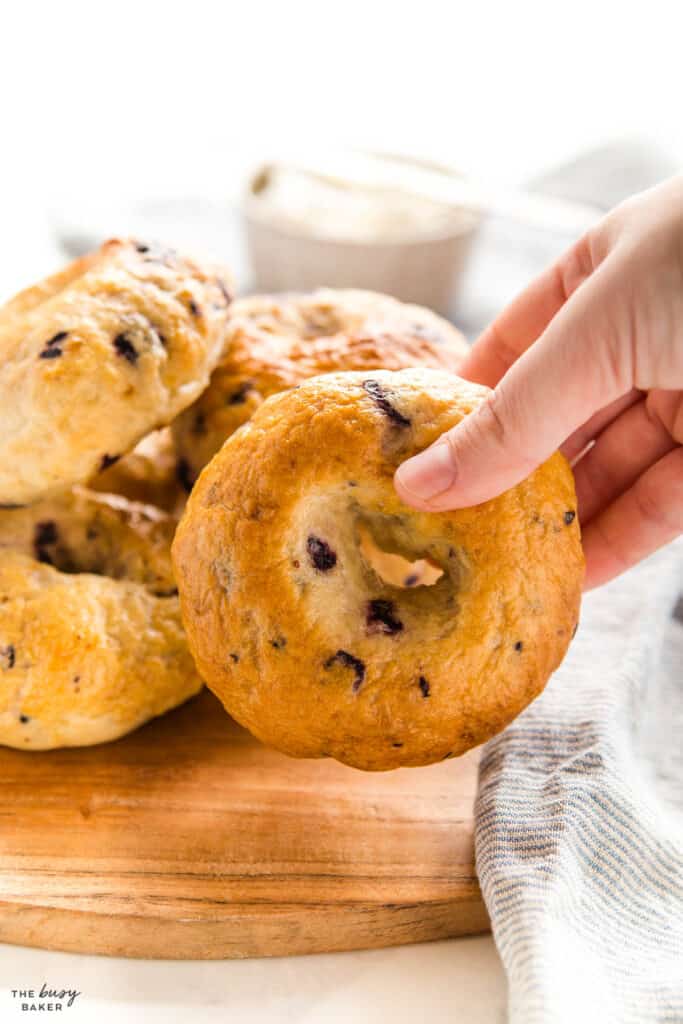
0 2 681 1021
4 0 683 193
2 0 682 294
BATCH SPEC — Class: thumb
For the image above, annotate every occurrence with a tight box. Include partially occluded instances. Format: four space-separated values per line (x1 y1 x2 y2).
394 262 631 510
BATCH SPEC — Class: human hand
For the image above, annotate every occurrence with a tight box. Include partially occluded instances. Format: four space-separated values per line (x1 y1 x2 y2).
395 177 683 589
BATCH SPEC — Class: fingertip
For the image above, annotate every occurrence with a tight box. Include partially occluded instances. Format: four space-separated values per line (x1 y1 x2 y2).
394 441 457 509
393 472 433 511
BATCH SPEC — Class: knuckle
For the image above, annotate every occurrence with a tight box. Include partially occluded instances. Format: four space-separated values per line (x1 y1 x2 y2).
580 451 614 507
484 322 521 376
632 468 683 533
441 428 459 464
558 234 596 299
480 390 509 447
586 222 614 268
473 389 537 472
641 393 673 443
599 317 633 396
591 517 632 576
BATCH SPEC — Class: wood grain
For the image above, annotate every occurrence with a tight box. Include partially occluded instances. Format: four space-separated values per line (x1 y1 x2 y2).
0 690 488 958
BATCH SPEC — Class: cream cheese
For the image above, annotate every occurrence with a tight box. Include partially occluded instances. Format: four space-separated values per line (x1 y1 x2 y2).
249 163 468 243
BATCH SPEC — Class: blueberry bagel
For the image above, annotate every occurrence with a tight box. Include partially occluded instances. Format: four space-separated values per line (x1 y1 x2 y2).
0 239 232 506
173 368 583 771
0 488 202 749
89 428 184 515
172 288 468 489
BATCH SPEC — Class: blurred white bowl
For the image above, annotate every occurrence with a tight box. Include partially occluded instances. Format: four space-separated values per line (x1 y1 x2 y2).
242 156 482 315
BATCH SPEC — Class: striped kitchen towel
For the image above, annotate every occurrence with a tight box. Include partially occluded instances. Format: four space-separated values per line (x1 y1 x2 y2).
475 540 683 1023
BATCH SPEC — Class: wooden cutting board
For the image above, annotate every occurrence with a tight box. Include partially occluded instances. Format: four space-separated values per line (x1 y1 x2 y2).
0 689 488 959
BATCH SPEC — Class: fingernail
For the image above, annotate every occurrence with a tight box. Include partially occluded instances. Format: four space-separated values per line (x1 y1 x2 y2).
395 441 456 501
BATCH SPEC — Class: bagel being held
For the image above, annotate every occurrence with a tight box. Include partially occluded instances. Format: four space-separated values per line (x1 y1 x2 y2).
173 368 583 771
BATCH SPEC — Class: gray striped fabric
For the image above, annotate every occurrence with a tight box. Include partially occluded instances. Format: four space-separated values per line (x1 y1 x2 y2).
475 540 683 1023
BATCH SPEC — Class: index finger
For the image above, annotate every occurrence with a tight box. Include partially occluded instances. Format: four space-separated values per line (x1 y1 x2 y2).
459 232 597 387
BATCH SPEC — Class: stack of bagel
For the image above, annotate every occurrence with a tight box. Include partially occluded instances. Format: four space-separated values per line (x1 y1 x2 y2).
0 239 583 767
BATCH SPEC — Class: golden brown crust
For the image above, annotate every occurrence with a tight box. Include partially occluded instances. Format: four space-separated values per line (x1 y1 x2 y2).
88 428 185 515
0 489 202 749
173 368 584 771
0 239 233 505
172 289 469 486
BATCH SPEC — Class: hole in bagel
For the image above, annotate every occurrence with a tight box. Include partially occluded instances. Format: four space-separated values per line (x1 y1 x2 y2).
358 525 443 589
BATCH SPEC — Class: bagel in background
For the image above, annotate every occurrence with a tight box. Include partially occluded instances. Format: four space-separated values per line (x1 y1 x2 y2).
172 288 469 488
88 427 185 515
0 239 233 506
0 489 202 749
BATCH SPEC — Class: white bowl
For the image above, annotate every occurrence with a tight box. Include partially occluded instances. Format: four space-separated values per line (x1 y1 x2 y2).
242 158 482 315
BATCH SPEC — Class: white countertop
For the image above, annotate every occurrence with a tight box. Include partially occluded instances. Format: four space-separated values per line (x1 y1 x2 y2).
0 936 505 1023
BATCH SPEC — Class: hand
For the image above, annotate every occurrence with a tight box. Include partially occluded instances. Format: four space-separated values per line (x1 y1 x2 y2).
395 177 683 590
